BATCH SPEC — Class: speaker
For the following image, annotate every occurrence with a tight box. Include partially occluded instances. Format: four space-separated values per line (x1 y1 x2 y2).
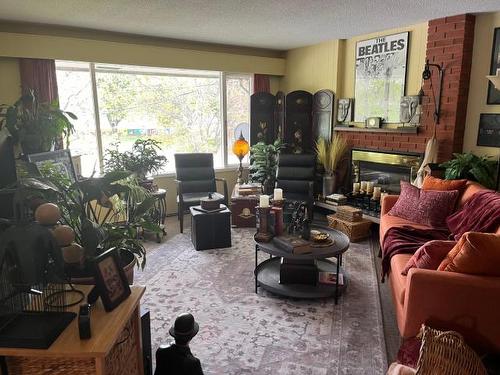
312 89 334 141
250 92 276 146
141 308 153 375
284 90 313 153
274 91 285 142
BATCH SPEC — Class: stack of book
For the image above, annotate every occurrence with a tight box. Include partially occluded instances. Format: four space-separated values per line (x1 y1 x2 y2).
237 184 261 196
273 235 311 254
325 194 347 206
318 271 344 285
280 258 318 285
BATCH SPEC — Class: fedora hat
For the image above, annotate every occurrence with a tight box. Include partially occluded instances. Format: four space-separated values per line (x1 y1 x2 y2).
169 313 199 340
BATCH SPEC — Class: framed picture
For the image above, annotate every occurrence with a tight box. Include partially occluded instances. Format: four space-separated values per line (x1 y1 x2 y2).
487 28 500 105
28 149 77 182
477 114 500 147
93 249 131 312
354 32 409 123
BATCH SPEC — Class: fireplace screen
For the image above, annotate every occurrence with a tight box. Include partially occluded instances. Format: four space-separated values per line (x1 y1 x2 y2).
351 149 422 194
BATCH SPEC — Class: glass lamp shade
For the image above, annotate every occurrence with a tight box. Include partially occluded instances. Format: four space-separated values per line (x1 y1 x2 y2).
232 134 249 159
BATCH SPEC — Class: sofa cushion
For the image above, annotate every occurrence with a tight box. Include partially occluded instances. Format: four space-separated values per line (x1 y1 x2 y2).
390 254 412 305
402 240 457 275
389 181 459 228
439 232 500 276
422 175 467 193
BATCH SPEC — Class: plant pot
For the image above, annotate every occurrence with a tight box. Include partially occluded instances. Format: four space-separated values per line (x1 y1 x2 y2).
68 249 137 285
323 174 337 197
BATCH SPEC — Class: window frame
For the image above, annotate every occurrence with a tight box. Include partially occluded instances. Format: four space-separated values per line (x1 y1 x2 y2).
56 61 253 177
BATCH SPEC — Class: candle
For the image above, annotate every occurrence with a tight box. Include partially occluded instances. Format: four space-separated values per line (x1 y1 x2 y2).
353 182 360 192
367 182 374 194
360 181 367 192
373 186 381 199
259 194 270 208
273 188 283 201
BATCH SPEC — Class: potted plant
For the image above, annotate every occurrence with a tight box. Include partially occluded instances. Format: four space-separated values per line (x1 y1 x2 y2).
315 134 348 197
0 90 76 155
17 164 159 284
249 140 285 194
104 139 167 189
440 152 497 190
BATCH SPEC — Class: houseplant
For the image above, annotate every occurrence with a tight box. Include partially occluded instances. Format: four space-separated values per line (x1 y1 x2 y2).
17 164 158 283
315 134 348 196
440 152 497 189
0 90 76 155
249 140 285 194
104 139 167 188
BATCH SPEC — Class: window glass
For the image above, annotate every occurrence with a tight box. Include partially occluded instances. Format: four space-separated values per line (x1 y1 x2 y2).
226 74 251 166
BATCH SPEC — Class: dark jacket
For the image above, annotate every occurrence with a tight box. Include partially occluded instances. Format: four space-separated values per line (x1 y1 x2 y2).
154 344 204 375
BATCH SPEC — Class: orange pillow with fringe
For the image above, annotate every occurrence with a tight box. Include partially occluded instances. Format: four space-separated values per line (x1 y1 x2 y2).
438 232 500 276
422 175 468 193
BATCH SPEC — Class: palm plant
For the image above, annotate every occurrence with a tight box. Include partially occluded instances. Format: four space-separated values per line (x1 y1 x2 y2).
315 135 348 176
440 152 497 189
249 140 285 194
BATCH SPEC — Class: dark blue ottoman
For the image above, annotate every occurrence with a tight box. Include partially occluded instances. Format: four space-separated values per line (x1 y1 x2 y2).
190 205 232 250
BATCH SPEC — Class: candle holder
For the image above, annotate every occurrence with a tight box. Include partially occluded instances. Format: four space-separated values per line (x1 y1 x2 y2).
255 206 273 242
271 199 284 208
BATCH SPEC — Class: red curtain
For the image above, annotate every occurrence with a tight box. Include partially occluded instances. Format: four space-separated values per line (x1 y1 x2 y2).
253 74 270 93
19 58 59 104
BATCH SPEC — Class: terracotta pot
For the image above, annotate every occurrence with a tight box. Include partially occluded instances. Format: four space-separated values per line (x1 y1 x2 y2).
69 250 137 285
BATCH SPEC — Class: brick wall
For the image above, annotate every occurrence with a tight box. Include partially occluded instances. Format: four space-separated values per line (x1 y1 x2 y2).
341 14 475 162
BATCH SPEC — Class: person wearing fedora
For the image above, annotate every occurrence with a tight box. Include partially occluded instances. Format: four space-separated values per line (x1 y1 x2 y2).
154 313 204 375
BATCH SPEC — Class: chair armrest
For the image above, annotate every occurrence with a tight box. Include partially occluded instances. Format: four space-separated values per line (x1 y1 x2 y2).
215 177 228 205
174 179 184 199
381 195 399 215
402 268 500 350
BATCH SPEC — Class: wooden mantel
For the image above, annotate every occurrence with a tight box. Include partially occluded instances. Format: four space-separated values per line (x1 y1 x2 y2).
333 126 418 134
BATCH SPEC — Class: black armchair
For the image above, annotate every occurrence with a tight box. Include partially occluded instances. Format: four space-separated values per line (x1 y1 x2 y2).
275 153 316 219
174 153 228 233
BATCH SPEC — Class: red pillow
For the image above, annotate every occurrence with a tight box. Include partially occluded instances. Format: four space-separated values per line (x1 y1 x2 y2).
422 175 468 193
389 181 459 227
402 240 457 275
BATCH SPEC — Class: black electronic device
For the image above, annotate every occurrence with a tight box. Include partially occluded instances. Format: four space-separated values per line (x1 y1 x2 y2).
78 304 91 340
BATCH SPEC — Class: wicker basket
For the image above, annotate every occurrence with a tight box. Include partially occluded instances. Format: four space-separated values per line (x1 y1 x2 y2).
327 214 371 242
416 325 487 375
336 205 363 222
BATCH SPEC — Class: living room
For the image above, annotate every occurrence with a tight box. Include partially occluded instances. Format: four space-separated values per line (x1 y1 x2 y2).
0 1 500 374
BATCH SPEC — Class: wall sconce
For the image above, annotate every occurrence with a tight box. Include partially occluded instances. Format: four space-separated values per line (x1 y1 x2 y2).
487 68 500 90
421 59 445 124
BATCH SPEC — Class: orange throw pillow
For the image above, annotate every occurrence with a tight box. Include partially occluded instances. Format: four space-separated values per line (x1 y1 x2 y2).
422 175 468 192
438 232 500 276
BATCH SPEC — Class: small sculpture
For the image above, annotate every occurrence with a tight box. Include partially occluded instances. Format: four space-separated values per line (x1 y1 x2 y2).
400 95 420 125
337 98 354 124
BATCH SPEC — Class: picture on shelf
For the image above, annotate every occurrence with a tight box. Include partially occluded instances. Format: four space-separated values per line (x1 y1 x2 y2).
487 27 500 105
477 114 500 147
318 272 344 285
354 32 409 123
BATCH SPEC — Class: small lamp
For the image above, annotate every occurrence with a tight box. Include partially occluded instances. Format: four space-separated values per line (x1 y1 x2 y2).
232 131 250 185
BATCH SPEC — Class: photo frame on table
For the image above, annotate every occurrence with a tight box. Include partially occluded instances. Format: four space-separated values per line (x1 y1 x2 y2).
477 114 500 147
487 28 500 105
28 149 77 183
354 32 409 123
93 249 131 312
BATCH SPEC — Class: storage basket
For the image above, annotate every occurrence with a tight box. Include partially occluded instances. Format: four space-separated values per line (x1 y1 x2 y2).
327 214 371 242
336 205 363 222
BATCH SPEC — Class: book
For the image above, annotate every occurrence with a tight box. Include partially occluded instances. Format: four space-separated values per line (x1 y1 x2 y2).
318 272 344 285
273 235 311 254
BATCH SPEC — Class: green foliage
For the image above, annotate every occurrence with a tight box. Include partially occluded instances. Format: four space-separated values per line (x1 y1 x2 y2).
440 152 497 189
104 139 167 179
0 90 76 154
249 140 285 194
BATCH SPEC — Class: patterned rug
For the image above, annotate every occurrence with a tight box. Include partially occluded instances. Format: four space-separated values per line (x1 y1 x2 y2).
135 229 387 375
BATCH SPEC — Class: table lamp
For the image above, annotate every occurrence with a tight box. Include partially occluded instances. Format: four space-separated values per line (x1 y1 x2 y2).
232 131 250 185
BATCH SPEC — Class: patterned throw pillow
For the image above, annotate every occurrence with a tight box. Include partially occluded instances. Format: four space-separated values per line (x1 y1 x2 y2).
402 240 457 275
388 181 459 227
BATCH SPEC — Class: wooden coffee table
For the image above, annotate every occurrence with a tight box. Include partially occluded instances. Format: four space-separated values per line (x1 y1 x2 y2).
254 226 350 304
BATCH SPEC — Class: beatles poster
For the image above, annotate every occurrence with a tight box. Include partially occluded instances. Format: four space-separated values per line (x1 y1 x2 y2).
354 32 409 123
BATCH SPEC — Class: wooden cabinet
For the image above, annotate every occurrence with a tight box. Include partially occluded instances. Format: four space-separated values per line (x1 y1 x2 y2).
0 285 145 375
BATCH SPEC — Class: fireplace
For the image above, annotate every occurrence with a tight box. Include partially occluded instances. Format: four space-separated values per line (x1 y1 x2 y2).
350 149 423 194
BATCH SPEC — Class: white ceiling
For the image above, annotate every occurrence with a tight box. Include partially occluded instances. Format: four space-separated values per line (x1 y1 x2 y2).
1 0 500 50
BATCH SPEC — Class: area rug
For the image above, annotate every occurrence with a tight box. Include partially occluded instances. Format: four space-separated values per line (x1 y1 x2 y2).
135 229 387 374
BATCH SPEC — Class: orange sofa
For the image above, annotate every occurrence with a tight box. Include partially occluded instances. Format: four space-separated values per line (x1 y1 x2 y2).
380 181 500 352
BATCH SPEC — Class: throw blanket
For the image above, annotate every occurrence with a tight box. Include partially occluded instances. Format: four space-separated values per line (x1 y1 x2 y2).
381 226 449 281
447 190 500 240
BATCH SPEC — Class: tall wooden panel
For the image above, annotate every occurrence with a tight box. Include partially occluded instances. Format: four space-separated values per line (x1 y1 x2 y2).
274 91 285 142
250 92 276 146
312 89 334 141
284 90 313 153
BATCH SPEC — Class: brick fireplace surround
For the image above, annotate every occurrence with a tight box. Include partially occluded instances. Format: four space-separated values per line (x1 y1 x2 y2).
340 14 475 163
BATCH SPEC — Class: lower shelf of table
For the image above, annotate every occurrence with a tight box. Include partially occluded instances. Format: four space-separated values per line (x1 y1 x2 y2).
255 257 347 299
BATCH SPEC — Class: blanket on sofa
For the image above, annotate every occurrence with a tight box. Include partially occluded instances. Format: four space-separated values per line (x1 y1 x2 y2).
381 226 449 281
447 190 500 240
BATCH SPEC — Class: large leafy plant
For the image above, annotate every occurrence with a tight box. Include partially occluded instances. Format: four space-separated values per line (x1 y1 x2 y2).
440 152 497 189
0 90 76 155
104 139 167 180
249 140 285 194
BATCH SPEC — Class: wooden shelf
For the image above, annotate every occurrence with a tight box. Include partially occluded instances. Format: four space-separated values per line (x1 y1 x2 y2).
333 126 418 134
314 201 380 224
